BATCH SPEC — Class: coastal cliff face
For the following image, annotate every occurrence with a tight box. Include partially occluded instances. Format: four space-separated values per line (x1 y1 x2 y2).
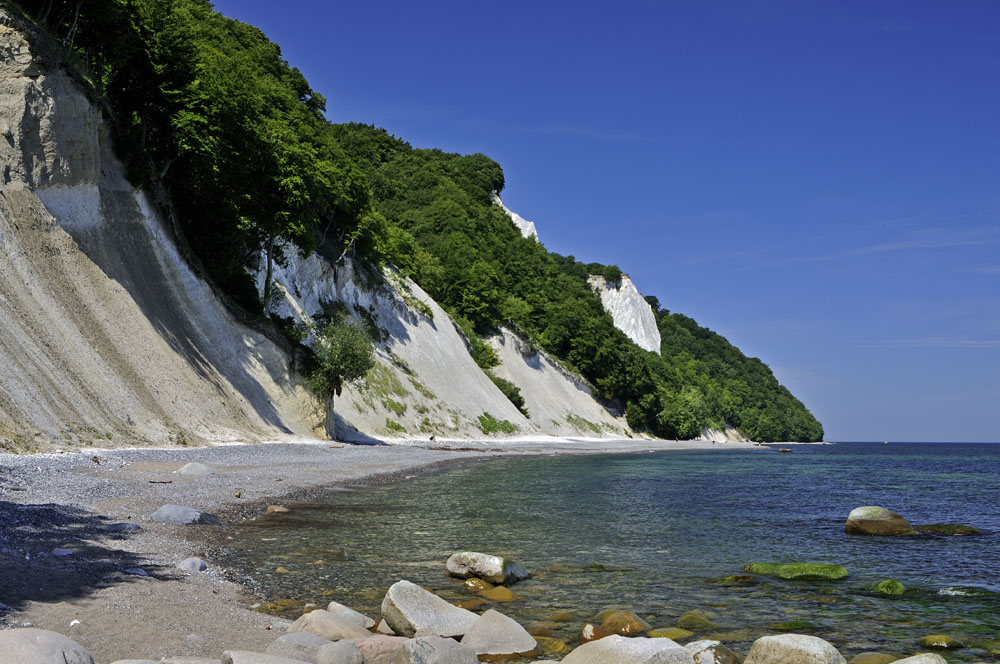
0 17 318 450
587 274 662 354
259 249 633 441
491 193 538 240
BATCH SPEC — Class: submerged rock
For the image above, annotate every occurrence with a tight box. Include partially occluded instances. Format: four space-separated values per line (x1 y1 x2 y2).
651 628 695 640
768 620 818 631
914 524 981 536
917 635 964 650
871 580 905 596
745 634 846 664
848 653 900 664
0 628 95 664
381 580 479 638
742 563 849 581
677 610 719 631
445 551 530 585
562 634 695 664
686 640 743 664
478 585 519 602
845 507 915 536
601 609 652 636
890 656 947 664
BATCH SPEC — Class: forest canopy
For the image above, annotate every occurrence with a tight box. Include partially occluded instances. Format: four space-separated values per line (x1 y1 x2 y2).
6 0 823 442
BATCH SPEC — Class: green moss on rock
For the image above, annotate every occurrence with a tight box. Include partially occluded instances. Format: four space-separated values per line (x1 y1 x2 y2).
871 579 906 596
742 562 849 581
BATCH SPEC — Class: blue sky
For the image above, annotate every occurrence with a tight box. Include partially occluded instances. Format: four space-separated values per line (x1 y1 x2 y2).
210 0 999 442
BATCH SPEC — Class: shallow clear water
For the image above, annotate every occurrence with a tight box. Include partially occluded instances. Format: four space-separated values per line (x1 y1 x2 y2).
216 443 1000 659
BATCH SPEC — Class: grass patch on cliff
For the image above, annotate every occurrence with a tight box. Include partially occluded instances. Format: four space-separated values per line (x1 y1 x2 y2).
477 412 518 435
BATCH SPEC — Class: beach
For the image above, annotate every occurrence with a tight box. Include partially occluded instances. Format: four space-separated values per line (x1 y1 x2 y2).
0 437 756 662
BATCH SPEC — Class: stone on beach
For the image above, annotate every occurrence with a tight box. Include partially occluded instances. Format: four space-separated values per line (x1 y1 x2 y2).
380 580 479 638
744 634 847 664
351 635 410 664
460 609 540 659
391 634 479 663
326 600 376 629
223 652 313 664
445 551 530 585
151 504 222 526
685 640 743 664
601 609 653 636
315 639 364 664
0 628 95 664
286 609 372 640
562 634 696 664
176 462 216 475
845 507 915 536
267 505 291 514
178 556 209 572
266 632 334 661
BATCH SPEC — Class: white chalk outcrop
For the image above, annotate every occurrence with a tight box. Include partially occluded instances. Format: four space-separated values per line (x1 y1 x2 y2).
0 15 317 449
587 274 662 354
491 192 538 241
700 427 750 443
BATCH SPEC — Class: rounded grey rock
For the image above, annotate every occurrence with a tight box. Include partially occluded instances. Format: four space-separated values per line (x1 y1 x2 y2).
0 628 95 664
223 651 314 664
316 639 364 664
391 634 478 664
562 635 696 664
460 609 538 659
109 660 159 664
381 580 479 638
286 609 371 641
325 600 375 629
177 556 209 572
151 504 222 526
745 634 847 664
176 462 217 476
266 632 332 661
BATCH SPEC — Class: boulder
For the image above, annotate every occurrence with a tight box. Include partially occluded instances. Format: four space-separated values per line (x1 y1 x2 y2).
286 609 372 641
890 656 947 664
352 636 409 664
917 635 964 649
601 609 652 636
562 634 696 664
326 601 376 629
316 639 364 664
742 563 848 581
222 652 312 664
380 580 479 637
178 556 209 572
267 632 333 661
744 634 847 664
677 610 718 631
460 609 540 659
464 578 493 592
391 634 479 664
848 653 899 664
686 640 743 664
445 551 530 585
151 504 222 526
579 622 615 643
478 586 518 602
176 462 216 475
871 580 905 596
845 507 915 536
0 627 95 664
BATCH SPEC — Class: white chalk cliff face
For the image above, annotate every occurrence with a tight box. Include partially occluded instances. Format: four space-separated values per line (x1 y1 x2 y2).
491 192 538 240
587 275 662 354
0 16 318 449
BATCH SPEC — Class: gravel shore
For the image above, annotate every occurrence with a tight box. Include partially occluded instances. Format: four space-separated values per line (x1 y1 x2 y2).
0 437 758 662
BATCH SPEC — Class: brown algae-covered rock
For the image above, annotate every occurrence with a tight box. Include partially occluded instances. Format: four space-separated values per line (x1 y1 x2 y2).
677 610 719 631
917 635 965 649
601 608 653 636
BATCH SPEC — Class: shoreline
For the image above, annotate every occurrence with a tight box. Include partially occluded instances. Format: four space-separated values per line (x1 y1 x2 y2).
0 437 759 662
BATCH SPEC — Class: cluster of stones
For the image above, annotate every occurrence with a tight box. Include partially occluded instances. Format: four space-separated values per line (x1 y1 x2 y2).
844 506 980 537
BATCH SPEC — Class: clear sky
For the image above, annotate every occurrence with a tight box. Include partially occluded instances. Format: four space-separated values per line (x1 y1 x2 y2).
209 0 1000 442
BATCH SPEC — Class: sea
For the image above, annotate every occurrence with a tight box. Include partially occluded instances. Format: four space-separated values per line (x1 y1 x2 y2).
210 442 1000 659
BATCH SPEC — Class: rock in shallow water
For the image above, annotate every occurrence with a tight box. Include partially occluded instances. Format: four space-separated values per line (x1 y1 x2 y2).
601 609 652 636
445 551 530 585
845 506 915 536
744 634 846 664
742 563 849 581
917 635 964 649
381 580 479 638
0 628 95 664
677 610 719 631
871 580 905 596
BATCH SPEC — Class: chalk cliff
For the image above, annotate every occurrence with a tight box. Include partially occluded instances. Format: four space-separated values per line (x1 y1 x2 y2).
0 16 317 450
491 192 538 241
587 274 662 354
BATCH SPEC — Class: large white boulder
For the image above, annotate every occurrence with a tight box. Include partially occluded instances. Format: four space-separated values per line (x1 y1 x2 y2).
391 635 479 664
380 580 479 637
0 628 95 664
266 632 333 661
745 634 847 664
351 636 410 664
286 609 372 640
460 609 539 659
445 551 530 585
686 640 742 664
326 601 376 630
562 634 695 664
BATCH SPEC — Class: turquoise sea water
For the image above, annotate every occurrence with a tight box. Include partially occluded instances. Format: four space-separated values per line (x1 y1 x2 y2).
215 443 1000 658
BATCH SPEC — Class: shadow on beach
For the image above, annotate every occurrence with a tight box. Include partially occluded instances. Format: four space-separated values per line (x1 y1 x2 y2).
0 499 173 610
